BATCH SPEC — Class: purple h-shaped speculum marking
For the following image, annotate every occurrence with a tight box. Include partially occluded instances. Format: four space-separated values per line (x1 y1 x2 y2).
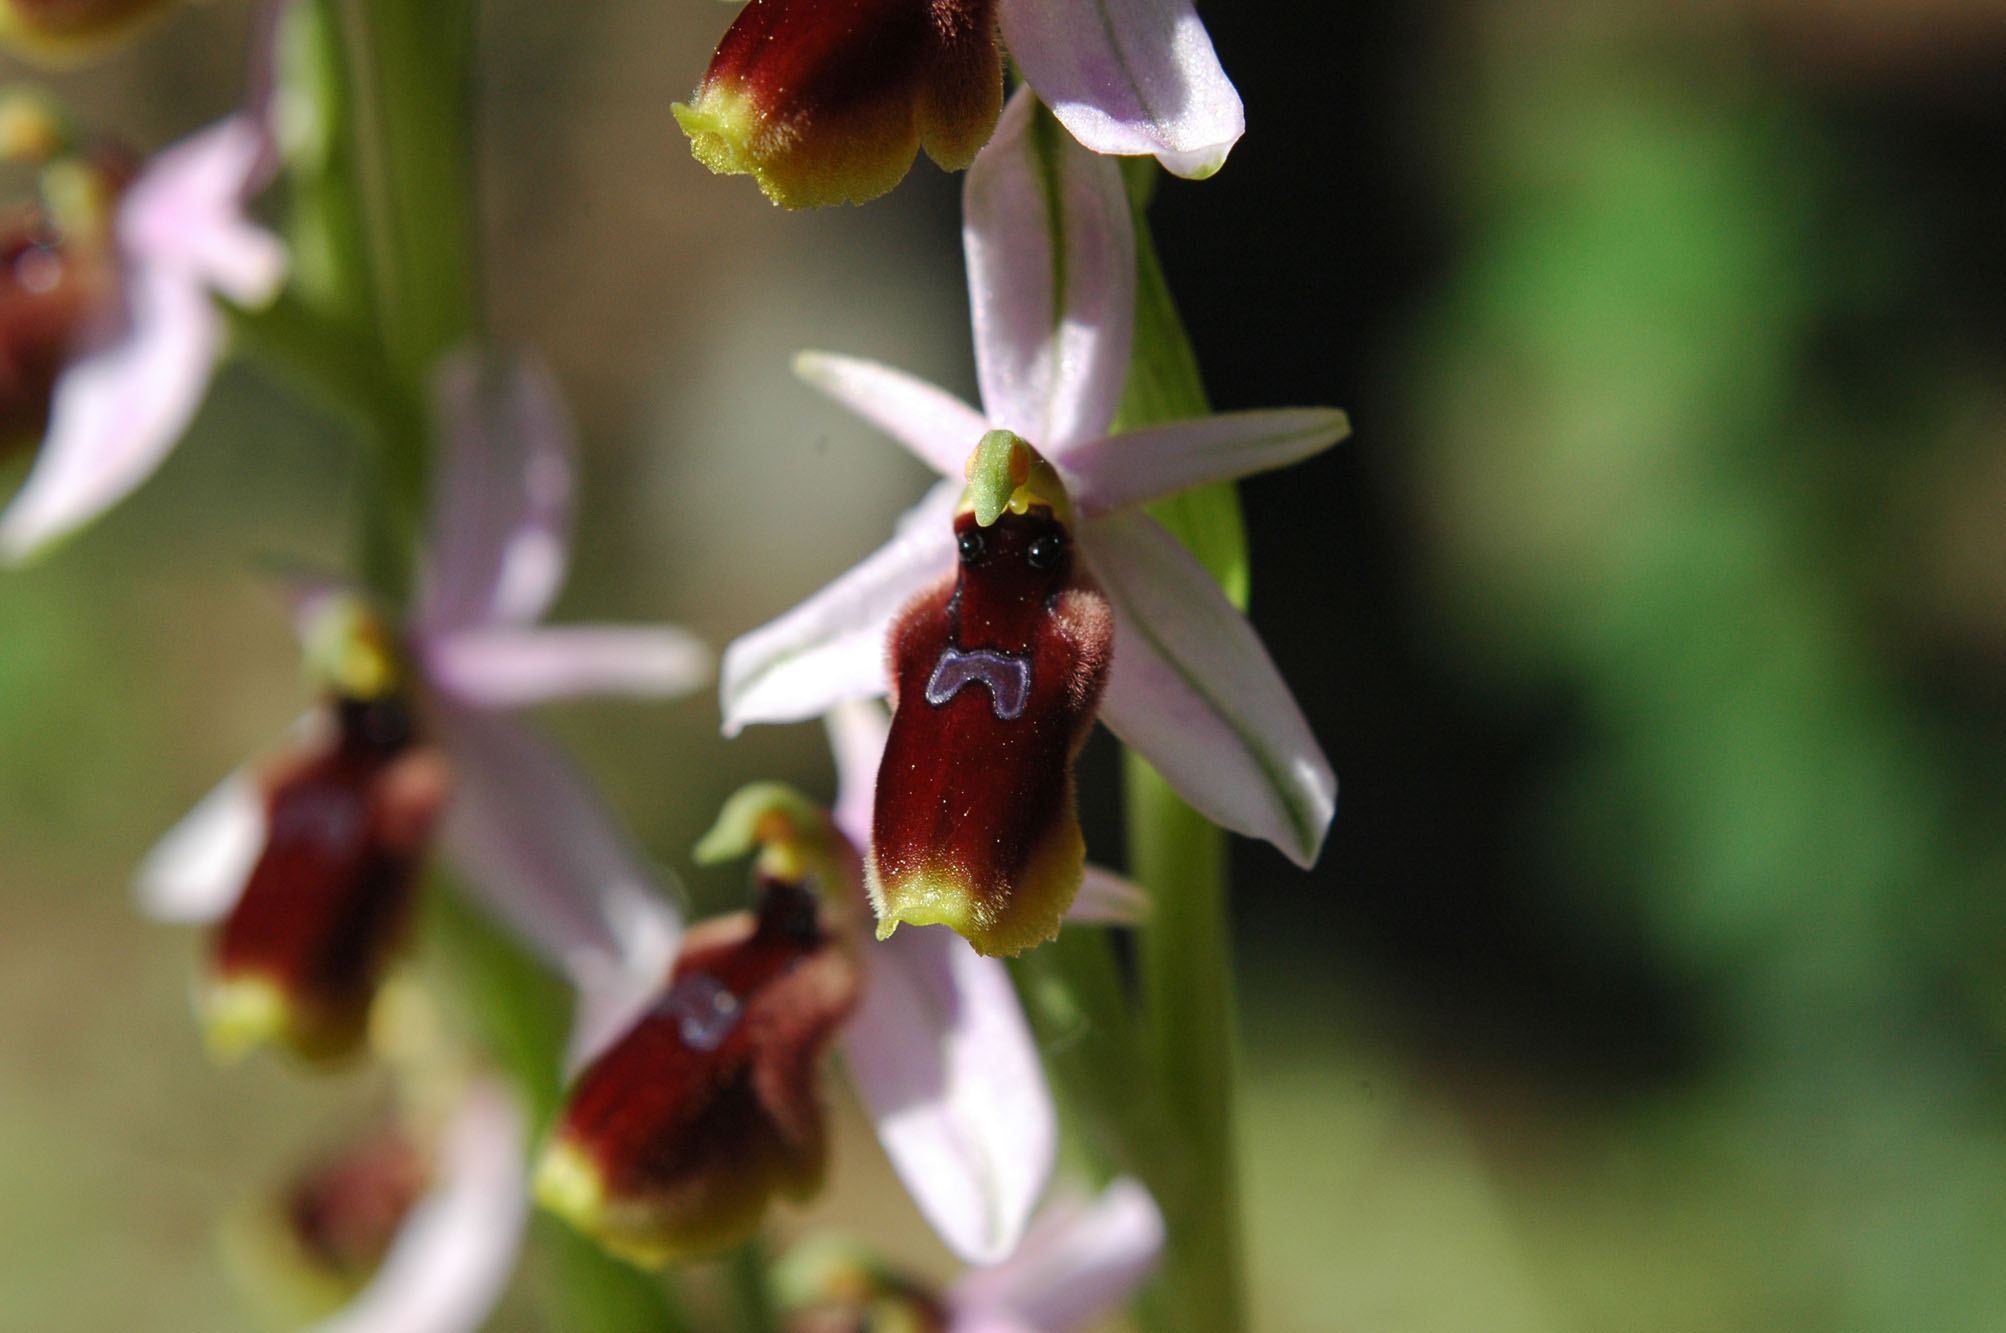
925 647 1031 720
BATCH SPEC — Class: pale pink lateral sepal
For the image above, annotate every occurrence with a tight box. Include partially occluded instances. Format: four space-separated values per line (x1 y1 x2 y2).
1087 508 1335 867
0 117 286 563
1070 866 1150 923
948 1177 1164 1332
134 767 267 925
134 710 329 924
1063 408 1350 518
793 352 988 480
964 88 1134 453
424 625 710 709
307 1080 530 1333
430 701 682 1063
418 351 576 636
1002 0 1244 179
719 480 960 734
843 922 1058 1264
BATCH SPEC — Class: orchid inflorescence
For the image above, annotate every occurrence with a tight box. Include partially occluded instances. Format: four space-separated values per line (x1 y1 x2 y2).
5 0 1343 1328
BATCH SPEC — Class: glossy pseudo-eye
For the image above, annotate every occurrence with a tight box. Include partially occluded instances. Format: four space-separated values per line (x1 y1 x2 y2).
673 0 1003 208
204 695 450 1063
871 504 1112 956
535 878 863 1267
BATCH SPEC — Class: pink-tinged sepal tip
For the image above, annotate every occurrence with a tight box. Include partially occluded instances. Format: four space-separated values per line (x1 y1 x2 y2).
535 843 862 1266
203 692 451 1064
0 0 180 65
870 436 1111 956
673 0 1003 208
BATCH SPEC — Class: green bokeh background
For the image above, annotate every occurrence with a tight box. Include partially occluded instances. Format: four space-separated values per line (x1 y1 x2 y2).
7 1 2006 1329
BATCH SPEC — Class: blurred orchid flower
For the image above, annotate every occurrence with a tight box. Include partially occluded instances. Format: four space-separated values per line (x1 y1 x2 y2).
136 351 703 1066
780 1176 1165 1331
540 701 1133 1268
0 0 181 65
721 89 1344 901
0 84 288 561
674 0 1241 207
231 1077 531 1333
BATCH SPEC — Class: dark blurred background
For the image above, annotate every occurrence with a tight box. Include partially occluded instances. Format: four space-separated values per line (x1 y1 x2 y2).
7 0 2006 1328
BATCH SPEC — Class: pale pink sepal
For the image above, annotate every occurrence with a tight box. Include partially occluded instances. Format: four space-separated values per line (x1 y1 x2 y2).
1 116 287 563
1002 0 1244 179
424 625 711 710
793 352 987 481
306 1080 530 1333
1070 867 1150 924
134 711 330 924
1063 408 1350 519
948 1177 1164 1332
1087 508 1334 867
133 766 266 925
964 88 1135 453
844 923 1058 1264
119 115 289 305
719 480 959 735
418 351 575 637
823 698 892 850
431 702 683 1014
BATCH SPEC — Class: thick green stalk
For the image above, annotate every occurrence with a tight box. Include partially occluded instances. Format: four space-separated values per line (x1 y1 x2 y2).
1113 168 1250 1333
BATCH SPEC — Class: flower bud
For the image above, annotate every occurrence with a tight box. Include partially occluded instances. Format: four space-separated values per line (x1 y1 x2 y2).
0 0 180 65
869 434 1111 956
203 693 451 1063
535 874 863 1266
673 0 1003 208
224 1128 428 1323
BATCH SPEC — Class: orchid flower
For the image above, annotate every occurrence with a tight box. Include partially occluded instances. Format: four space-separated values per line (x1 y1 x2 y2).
136 350 702 1066
779 1176 1166 1332
231 1076 531 1333
538 700 1140 1267
674 0 1241 206
0 57 288 562
0 0 181 65
720 88 1344 948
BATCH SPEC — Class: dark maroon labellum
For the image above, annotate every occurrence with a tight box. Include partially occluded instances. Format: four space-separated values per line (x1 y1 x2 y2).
0 211 103 455
870 506 1112 956
208 695 449 1062
539 877 862 1264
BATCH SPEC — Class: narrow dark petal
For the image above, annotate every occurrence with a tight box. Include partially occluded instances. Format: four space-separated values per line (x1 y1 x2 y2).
871 508 1112 955
538 880 862 1265
207 696 449 1062
675 0 1003 207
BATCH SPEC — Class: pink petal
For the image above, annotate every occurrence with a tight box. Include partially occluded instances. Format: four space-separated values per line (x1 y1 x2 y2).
948 1177 1164 1331
1069 866 1150 924
1002 0 1244 179
119 114 287 305
823 698 892 851
794 352 990 481
307 1080 530 1333
417 351 576 635
1061 409 1349 518
423 625 711 709
1086 509 1335 867
133 767 266 925
964 87 1135 455
719 480 959 735
431 702 682 999
844 925 1057 1264
0 265 220 561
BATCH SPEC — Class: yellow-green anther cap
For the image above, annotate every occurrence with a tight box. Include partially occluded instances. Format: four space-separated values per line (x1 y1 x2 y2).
301 593 404 702
696 781 855 900
0 86 70 163
958 430 1072 530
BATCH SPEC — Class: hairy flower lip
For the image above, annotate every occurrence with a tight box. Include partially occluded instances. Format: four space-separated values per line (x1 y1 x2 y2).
536 877 863 1265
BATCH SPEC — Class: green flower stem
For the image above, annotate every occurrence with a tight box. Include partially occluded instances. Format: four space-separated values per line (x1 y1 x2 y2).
1113 164 1250 1333
727 1234 781 1333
